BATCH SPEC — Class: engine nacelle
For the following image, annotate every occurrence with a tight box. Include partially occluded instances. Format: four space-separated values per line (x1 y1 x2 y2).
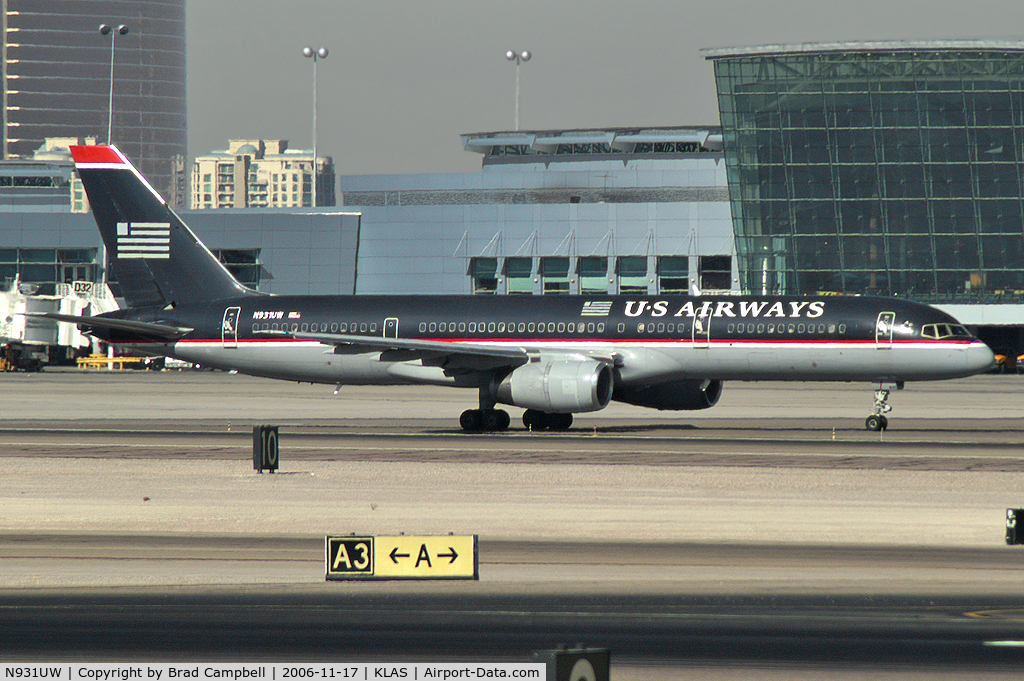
495 359 613 413
614 379 723 411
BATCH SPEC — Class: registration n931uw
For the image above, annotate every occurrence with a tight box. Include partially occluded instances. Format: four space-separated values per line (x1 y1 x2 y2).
0 665 542 681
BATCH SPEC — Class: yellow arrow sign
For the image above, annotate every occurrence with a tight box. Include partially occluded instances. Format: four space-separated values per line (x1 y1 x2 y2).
326 535 478 581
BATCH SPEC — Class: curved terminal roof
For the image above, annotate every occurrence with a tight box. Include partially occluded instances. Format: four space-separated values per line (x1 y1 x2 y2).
462 126 723 157
701 39 1024 60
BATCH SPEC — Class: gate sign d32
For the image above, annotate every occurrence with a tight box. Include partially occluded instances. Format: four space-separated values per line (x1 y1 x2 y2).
325 535 478 581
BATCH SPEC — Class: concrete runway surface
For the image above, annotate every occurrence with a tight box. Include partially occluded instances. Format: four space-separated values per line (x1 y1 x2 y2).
3 369 1024 677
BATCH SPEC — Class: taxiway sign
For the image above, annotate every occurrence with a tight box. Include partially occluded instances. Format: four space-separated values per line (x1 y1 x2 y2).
326 535 478 580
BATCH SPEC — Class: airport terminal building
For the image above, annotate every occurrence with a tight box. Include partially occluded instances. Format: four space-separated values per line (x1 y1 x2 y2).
341 127 733 297
0 127 731 300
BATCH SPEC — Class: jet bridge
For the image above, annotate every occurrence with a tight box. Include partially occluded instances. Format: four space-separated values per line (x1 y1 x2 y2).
0 278 118 370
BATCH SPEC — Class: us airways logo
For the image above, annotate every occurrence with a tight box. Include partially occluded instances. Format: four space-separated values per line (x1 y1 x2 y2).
116 222 170 259
625 299 826 319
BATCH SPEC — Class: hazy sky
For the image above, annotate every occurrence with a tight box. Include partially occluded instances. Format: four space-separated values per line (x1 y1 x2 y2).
186 0 1024 177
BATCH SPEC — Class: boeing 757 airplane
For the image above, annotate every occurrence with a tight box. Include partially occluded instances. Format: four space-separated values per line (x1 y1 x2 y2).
35 145 995 432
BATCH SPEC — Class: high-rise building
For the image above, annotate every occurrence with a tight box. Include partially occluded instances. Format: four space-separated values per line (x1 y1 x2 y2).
1 0 186 207
192 139 336 209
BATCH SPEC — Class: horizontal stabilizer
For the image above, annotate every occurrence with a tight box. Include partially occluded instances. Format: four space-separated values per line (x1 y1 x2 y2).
22 312 193 340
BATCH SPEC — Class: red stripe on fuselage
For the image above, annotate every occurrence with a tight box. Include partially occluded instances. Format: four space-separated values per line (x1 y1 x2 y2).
169 337 977 346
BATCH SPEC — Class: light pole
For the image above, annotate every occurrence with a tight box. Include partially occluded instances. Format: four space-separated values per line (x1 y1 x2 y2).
302 46 328 207
99 23 129 144
505 49 531 131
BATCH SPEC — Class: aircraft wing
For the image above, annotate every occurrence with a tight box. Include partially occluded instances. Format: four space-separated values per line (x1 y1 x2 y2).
21 312 194 340
261 329 531 374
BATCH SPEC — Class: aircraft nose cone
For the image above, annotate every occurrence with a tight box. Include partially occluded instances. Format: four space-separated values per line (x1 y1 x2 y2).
968 342 997 374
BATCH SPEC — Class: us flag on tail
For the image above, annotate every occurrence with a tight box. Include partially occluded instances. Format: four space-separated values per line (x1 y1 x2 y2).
116 222 170 259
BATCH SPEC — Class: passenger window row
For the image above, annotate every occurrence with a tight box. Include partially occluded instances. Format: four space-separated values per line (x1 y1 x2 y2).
418 321 606 334
250 320 612 336
252 321 377 334
725 322 846 335
633 322 686 334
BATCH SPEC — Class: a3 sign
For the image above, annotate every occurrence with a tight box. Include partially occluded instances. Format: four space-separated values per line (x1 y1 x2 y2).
326 535 479 580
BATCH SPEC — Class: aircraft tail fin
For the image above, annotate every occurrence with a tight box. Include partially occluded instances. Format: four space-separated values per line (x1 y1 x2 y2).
70 145 257 309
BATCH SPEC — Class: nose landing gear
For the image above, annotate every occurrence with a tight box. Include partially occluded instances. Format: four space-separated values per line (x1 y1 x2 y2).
865 381 902 431
865 389 891 431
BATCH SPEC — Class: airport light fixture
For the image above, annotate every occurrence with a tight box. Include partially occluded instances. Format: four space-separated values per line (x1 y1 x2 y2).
505 49 531 131
99 23 129 144
302 46 329 207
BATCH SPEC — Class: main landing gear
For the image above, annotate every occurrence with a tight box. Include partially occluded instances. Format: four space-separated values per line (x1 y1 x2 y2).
459 407 574 432
460 408 511 432
522 409 573 431
459 385 573 432
460 384 512 432
865 381 902 431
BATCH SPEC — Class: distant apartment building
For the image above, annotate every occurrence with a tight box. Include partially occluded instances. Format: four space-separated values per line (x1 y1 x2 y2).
191 139 336 209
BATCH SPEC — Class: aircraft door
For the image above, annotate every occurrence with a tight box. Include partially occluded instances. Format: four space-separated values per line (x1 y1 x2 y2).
875 311 895 349
384 317 399 339
222 306 241 348
692 303 712 349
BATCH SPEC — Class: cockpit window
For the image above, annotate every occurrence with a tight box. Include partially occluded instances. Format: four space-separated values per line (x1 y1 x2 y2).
922 323 970 339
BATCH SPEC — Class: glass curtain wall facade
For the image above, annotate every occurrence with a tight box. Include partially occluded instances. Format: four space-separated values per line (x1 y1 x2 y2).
3 0 187 207
0 248 97 287
709 44 1024 301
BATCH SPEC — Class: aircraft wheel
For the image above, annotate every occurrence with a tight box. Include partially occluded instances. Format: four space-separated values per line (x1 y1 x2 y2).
523 409 546 431
879 415 888 430
865 414 883 432
483 409 510 432
460 409 483 432
549 413 573 431
523 410 574 431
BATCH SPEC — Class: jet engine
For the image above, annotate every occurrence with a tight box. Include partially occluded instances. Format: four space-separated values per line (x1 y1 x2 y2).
495 359 613 413
614 378 723 411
